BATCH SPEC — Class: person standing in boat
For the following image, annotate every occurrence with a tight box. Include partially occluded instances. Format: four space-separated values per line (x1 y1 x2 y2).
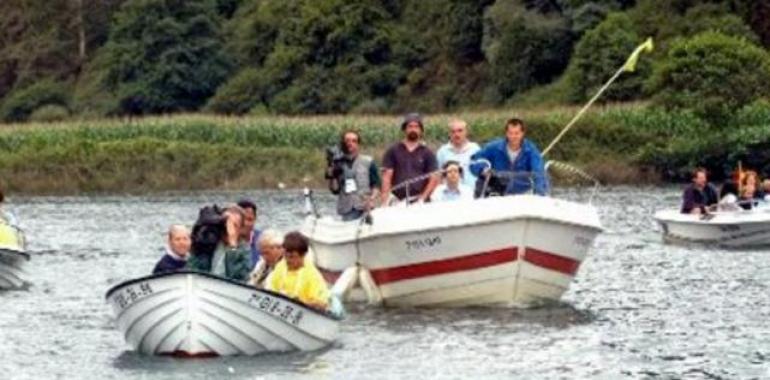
248 229 284 288
680 168 718 214
236 199 263 268
380 113 439 205
266 231 330 311
152 225 191 274
326 130 382 220
469 118 549 197
187 205 251 282
433 161 474 202
436 119 480 189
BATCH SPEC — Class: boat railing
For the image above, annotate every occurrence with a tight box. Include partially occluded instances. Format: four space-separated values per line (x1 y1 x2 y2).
545 160 601 204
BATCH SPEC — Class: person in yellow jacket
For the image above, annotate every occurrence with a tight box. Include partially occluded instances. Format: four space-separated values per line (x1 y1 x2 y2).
266 231 330 311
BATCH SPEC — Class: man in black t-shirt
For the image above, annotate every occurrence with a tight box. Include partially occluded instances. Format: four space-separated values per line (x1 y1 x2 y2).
380 113 439 205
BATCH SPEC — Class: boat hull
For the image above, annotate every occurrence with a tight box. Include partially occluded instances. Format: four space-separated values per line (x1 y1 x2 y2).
655 209 770 247
0 222 29 290
105 272 340 356
304 195 602 307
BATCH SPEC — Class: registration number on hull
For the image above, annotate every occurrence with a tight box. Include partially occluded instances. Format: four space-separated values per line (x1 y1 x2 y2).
247 293 305 325
111 282 154 312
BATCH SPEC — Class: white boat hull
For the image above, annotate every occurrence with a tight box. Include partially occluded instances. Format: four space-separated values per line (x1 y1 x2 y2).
0 222 29 290
105 272 340 356
655 208 770 247
303 195 602 307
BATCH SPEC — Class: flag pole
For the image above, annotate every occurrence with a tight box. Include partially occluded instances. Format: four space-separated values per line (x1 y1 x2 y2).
542 37 654 157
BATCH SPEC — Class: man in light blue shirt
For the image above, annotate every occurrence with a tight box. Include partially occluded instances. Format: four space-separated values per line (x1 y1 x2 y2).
436 119 480 189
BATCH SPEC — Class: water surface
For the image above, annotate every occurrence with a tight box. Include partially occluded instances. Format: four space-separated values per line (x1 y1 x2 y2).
1 187 769 379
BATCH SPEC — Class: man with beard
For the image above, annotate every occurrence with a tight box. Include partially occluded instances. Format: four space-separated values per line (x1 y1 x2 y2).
380 113 439 205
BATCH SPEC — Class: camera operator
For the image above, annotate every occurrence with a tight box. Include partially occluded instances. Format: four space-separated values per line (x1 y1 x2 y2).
325 130 381 221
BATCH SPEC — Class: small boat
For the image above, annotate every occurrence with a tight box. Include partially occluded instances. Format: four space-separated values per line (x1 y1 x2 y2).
654 207 770 247
0 220 29 290
105 271 341 356
303 194 602 308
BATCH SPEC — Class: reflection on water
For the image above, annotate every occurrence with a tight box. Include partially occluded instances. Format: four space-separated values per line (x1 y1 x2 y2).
1 187 769 379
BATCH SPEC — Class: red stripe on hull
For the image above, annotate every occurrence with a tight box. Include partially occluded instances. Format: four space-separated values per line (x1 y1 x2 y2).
369 247 519 286
523 248 580 275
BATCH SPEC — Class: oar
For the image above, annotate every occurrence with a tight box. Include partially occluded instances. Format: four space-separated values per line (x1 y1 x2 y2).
542 37 654 157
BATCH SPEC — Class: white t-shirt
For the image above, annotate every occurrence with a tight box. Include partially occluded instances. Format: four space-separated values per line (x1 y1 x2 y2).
433 183 474 202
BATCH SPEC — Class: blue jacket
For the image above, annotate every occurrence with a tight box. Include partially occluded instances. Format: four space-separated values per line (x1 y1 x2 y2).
470 138 549 195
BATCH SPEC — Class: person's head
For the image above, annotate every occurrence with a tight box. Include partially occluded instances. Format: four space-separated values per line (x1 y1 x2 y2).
742 182 756 198
339 130 362 156
401 113 424 142
504 118 526 148
167 225 191 257
442 160 463 187
258 229 284 266
222 205 245 239
282 231 309 271
448 119 468 147
692 167 708 188
742 170 758 188
236 199 257 239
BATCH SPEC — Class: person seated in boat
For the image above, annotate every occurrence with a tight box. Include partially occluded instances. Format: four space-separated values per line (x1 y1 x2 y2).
680 167 718 214
469 118 548 197
152 225 191 274
236 198 263 268
186 205 251 282
380 113 439 206
432 161 474 202
741 170 765 200
266 231 330 311
0 186 19 227
326 129 382 220
248 229 284 288
717 180 740 211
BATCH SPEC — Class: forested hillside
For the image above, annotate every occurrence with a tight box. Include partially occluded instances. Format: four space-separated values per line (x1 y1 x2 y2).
2 0 769 122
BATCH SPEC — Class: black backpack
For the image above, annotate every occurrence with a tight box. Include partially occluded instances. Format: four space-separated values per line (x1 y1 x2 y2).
191 205 226 259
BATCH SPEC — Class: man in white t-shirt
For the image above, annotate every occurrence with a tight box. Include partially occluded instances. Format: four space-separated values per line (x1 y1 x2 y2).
436 119 480 189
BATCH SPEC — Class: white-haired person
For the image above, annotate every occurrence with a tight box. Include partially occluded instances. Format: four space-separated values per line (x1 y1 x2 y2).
152 225 191 274
248 229 284 288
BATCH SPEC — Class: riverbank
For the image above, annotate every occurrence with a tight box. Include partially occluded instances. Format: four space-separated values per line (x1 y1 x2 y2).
2 102 768 194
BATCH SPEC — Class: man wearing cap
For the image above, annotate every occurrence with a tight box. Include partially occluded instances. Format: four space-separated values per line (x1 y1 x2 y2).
380 113 439 205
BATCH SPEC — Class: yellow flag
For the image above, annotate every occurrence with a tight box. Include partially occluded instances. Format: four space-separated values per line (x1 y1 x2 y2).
622 37 654 72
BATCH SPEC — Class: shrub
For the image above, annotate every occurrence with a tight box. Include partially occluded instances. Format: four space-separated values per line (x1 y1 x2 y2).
206 68 264 114
646 31 770 124
563 12 649 103
28 105 70 123
0 79 71 122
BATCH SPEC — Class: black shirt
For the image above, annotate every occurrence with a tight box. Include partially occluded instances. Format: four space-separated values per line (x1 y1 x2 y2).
382 142 438 200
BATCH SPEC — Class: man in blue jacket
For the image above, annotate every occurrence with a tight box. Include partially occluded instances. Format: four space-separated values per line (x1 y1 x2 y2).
470 118 549 197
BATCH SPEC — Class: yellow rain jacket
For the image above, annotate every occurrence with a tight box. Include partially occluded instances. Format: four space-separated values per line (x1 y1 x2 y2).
266 258 330 309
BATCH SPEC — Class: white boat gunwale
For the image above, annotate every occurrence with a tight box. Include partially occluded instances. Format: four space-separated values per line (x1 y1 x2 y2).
104 270 343 322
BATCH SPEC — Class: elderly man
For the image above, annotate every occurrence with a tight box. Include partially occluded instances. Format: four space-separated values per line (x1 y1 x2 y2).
327 130 382 220
470 118 548 197
187 205 251 282
248 229 284 288
380 113 439 205
152 225 191 274
436 119 480 189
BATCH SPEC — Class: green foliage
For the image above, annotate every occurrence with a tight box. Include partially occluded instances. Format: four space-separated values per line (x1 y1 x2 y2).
0 79 71 122
102 0 232 114
28 105 70 123
647 31 770 123
205 68 265 114
563 12 649 103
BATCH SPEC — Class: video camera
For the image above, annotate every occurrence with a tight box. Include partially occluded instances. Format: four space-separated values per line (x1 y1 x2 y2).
324 146 346 180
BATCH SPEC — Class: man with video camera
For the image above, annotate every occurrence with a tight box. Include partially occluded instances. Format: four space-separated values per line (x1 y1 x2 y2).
325 130 381 221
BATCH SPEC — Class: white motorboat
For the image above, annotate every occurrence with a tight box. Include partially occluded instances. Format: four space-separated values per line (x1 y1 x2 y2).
0 221 29 290
654 207 770 247
302 194 603 308
105 271 341 356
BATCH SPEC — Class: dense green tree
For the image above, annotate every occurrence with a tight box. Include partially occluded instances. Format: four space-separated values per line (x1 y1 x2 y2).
102 0 232 114
647 31 770 123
